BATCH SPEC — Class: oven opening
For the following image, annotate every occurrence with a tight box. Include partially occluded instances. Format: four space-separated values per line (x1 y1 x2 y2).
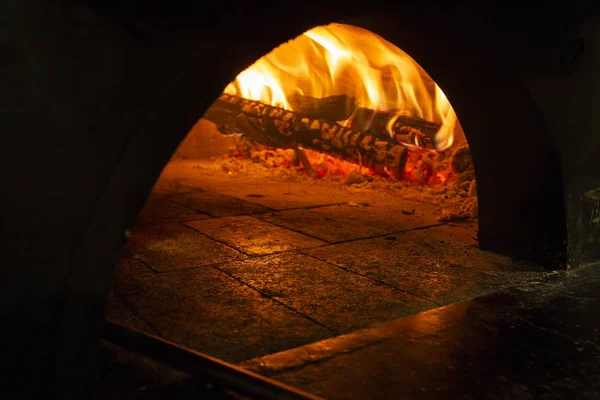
106 23 546 370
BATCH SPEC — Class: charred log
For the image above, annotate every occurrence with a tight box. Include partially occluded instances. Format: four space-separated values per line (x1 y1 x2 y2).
451 142 473 173
204 93 356 128
209 93 409 177
347 107 442 148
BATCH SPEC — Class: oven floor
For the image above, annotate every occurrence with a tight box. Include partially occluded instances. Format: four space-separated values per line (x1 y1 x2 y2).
107 160 549 365
100 264 600 399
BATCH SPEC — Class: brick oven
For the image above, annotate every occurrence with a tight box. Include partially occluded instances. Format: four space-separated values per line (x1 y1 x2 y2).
2 0 600 397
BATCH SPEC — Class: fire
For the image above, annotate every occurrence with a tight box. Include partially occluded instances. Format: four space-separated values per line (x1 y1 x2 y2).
224 23 456 151
402 148 455 185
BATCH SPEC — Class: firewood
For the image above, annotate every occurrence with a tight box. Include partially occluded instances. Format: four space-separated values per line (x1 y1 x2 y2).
451 142 473 173
347 107 442 148
204 93 356 126
220 94 409 177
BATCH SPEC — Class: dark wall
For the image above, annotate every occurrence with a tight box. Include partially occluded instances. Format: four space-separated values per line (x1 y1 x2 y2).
526 12 600 268
1 0 597 396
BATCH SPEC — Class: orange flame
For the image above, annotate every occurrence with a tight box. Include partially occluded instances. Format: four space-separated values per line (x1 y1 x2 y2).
224 23 456 151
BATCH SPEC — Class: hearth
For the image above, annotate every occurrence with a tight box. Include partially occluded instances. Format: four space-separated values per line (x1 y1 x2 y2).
173 23 478 224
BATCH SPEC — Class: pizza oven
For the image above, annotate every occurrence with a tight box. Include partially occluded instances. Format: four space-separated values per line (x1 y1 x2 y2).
2 1 599 397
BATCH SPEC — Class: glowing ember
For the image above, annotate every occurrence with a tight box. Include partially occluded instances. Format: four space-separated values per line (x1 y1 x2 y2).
403 149 455 185
304 150 375 179
228 139 458 185
210 139 477 222
231 145 378 178
224 23 457 151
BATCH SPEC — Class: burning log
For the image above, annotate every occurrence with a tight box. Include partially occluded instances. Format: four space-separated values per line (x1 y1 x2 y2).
347 108 442 149
203 93 356 130
287 93 356 121
206 93 410 178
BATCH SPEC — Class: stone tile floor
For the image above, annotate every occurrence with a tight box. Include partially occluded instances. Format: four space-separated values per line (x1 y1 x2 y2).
106 160 550 365
238 265 600 400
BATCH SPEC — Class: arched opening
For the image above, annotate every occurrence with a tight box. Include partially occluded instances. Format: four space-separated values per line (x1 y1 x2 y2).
172 23 475 221
7 1 595 397
107 22 551 370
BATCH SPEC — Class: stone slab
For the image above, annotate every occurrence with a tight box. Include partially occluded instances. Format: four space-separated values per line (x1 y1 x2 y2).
170 190 271 217
148 181 188 198
185 216 325 255
263 268 597 400
255 209 391 243
310 202 441 233
136 196 210 226
112 253 157 297
159 161 358 210
126 223 244 272
125 267 333 363
303 225 545 305
219 253 433 333
194 179 348 211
